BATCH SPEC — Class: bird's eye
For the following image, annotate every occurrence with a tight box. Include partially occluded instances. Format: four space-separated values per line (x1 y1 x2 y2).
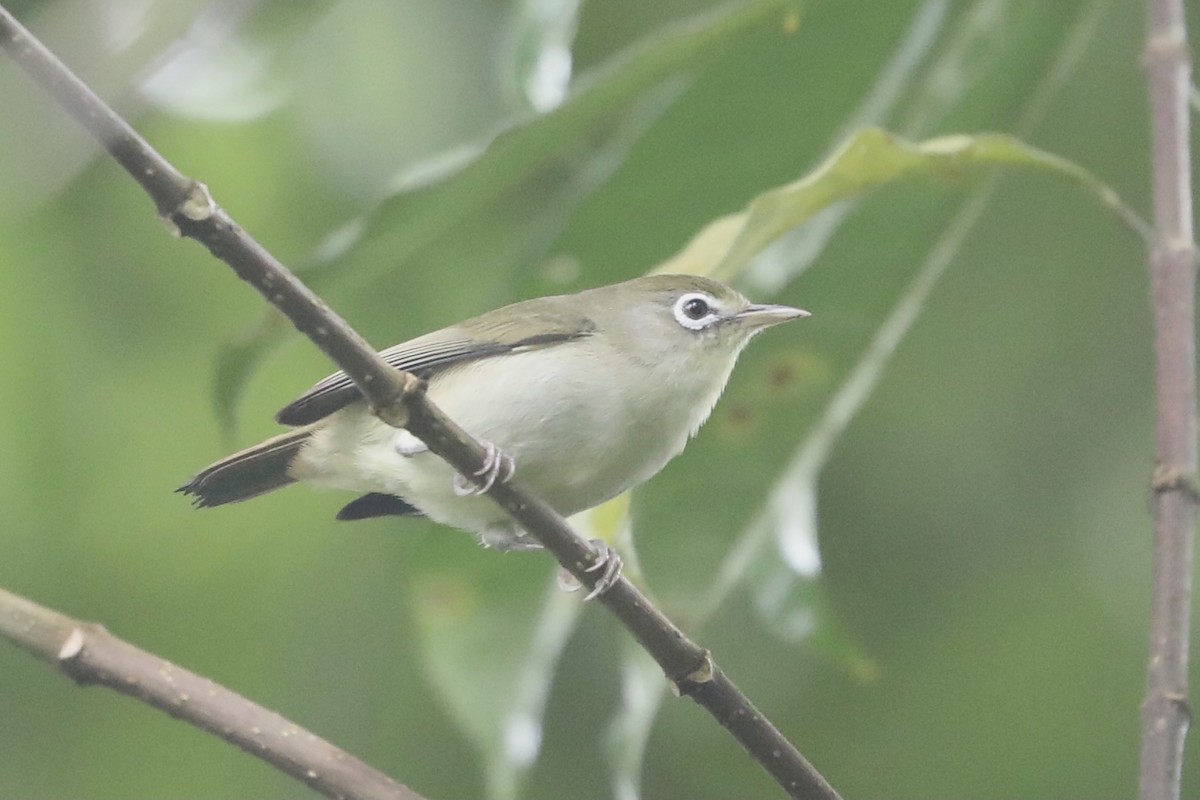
682 297 709 319
673 292 719 330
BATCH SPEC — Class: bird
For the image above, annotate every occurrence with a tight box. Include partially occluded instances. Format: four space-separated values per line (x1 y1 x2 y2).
179 274 807 593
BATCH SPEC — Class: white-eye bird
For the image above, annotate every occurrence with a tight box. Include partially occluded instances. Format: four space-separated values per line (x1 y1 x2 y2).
179 274 807 570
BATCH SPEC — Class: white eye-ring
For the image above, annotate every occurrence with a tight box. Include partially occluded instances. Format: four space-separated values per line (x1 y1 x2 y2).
673 292 720 331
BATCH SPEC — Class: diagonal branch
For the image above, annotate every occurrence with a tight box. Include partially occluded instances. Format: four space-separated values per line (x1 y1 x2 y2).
0 587 424 800
0 6 840 800
1140 1 1197 799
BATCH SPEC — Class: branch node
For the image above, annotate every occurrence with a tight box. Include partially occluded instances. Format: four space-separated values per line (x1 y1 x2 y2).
56 624 107 686
1143 28 1191 68
1151 464 1200 502
375 373 426 429
671 650 716 696
373 400 409 428
157 181 216 237
1166 691 1194 727
1155 236 1199 263
57 627 84 661
179 180 216 222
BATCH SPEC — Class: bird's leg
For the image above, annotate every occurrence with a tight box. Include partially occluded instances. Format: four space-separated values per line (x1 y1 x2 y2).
453 441 516 497
477 524 542 552
557 539 623 601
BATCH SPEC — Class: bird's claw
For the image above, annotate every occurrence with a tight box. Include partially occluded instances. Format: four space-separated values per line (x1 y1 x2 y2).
583 539 623 600
558 539 623 601
453 441 515 497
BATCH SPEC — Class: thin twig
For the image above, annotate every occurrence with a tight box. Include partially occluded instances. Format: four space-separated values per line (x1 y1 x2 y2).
1139 1 1198 799
0 6 840 800
0 588 423 800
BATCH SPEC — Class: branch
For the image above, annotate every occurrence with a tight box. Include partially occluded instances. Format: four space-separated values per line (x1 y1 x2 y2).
1140 1 1198 799
0 588 424 800
0 6 840 800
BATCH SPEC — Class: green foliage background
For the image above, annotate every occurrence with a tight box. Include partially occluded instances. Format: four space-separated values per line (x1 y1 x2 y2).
0 0 1197 798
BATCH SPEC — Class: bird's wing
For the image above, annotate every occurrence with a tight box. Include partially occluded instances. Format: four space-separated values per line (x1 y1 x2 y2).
275 300 595 426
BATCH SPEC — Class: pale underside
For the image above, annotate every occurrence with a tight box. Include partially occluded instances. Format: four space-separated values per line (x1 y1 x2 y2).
288 339 741 544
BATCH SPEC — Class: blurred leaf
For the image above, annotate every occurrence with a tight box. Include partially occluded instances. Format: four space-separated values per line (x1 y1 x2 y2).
408 501 627 800
213 0 796 427
660 128 1146 283
634 0 1132 610
607 9 1128 793
627 8 1137 619
336 0 790 258
137 0 319 121
501 0 585 112
211 312 286 437
412 564 582 800
746 545 877 679
606 643 668 800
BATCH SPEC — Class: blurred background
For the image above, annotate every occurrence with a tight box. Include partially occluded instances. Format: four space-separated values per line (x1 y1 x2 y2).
0 0 1197 798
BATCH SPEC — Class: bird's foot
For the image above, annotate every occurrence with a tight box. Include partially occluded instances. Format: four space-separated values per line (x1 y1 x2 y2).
558 539 623 601
453 441 516 497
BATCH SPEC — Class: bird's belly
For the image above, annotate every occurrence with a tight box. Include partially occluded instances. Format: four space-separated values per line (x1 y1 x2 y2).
292 350 703 533
388 408 684 532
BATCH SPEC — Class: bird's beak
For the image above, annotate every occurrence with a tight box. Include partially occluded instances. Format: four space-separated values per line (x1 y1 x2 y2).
735 303 810 330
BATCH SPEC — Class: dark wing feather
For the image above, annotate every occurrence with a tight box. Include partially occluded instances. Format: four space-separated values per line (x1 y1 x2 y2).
275 330 506 425
275 298 595 426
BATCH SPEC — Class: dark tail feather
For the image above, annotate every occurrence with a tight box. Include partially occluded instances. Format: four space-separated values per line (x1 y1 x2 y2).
178 429 310 507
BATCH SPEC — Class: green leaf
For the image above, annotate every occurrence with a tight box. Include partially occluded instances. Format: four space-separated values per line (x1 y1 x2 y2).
406 502 627 799
632 7 1142 619
411 559 582 800
658 127 1147 283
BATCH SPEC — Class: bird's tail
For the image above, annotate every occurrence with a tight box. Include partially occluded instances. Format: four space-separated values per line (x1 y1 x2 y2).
177 429 310 507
